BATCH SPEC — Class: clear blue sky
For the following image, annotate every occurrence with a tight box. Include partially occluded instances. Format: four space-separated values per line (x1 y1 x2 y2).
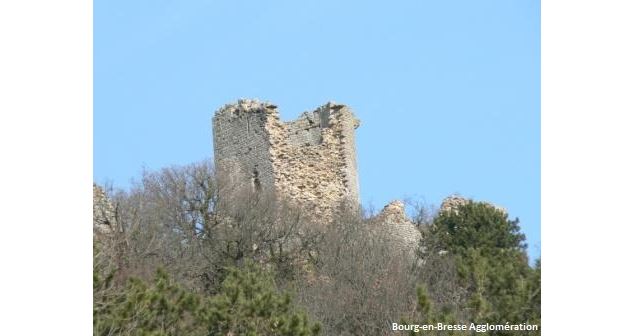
94 0 540 260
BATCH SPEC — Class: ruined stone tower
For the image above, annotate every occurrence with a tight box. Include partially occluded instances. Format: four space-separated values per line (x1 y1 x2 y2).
212 99 361 217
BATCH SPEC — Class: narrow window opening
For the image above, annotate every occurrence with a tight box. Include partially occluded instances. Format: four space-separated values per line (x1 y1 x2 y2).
319 110 329 128
251 169 262 192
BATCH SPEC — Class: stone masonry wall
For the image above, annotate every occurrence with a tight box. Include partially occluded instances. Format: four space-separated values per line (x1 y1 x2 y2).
213 99 361 218
212 99 423 257
213 100 278 194
375 201 422 256
93 184 115 234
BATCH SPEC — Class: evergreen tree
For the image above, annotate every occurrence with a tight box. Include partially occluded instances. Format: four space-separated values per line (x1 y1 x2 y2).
94 267 204 335
407 286 468 336
201 262 321 336
417 201 540 335
432 201 526 255
93 263 320 336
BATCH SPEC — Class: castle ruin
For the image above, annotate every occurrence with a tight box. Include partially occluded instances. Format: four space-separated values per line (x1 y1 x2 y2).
93 99 513 260
212 99 425 255
213 99 361 218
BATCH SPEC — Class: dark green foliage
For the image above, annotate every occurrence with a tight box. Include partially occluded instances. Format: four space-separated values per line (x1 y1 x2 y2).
201 262 321 336
407 286 468 336
524 259 541 327
94 263 320 336
411 201 540 335
432 201 526 255
94 267 205 336
454 248 537 327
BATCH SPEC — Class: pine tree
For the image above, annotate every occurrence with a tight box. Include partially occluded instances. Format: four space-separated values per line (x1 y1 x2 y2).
200 262 321 336
93 262 320 336
432 201 526 255
407 286 468 336
417 201 540 335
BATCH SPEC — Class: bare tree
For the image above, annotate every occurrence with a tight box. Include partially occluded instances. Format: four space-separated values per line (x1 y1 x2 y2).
95 159 323 293
293 207 422 336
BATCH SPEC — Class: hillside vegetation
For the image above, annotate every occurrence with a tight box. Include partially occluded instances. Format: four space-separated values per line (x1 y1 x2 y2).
94 160 540 335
